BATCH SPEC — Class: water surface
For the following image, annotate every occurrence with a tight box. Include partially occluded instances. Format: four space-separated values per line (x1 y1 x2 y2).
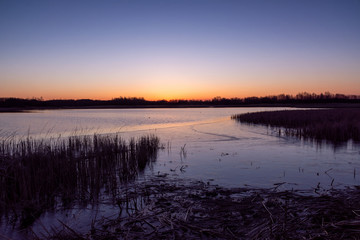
1 107 360 238
1 107 359 190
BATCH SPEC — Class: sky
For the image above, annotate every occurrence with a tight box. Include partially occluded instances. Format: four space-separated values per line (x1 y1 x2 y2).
0 0 359 100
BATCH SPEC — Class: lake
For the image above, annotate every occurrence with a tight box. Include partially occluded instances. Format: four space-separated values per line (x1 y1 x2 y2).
1 107 360 238
1 107 359 189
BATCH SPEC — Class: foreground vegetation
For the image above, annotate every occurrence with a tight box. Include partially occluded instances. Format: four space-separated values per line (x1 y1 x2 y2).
35 177 360 240
0 134 160 227
232 108 360 143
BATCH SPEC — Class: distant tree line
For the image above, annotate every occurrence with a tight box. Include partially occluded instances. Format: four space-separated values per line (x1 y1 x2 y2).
1 92 360 109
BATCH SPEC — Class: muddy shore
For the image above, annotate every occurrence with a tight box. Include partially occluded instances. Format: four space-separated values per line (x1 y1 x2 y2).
33 176 360 240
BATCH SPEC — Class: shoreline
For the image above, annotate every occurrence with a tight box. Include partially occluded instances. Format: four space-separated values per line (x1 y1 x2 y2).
1 102 360 113
34 176 360 240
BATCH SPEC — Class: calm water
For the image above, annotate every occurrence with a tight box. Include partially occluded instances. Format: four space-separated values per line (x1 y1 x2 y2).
1 107 360 237
1 107 359 189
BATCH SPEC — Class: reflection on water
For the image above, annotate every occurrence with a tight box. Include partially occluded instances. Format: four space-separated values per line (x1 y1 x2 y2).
0 107 359 190
1 107 360 238
151 119 360 190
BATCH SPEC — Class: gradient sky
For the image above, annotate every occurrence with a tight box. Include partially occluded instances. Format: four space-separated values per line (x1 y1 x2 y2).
1 0 360 100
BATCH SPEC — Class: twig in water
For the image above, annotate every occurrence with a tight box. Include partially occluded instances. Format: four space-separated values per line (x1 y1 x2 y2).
57 219 83 239
180 165 187 173
143 219 156 230
36 219 51 237
325 168 333 174
352 210 360 217
262 201 274 224
184 206 192 221
226 227 237 238
180 144 187 160
272 182 286 191
354 168 356 179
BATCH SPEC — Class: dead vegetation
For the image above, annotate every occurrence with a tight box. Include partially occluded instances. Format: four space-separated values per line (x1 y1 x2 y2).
0 134 160 228
232 108 360 143
36 177 360 240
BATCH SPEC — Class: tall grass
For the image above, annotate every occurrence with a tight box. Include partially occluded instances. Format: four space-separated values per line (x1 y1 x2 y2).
0 134 160 227
232 109 360 143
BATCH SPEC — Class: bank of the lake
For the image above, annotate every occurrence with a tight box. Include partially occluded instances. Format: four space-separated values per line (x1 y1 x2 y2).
35 176 360 240
1 102 360 113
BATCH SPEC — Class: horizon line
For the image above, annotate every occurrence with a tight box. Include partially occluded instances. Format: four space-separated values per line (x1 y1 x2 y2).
2 92 360 102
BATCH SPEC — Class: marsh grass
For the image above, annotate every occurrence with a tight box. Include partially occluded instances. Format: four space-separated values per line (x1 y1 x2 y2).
232 108 360 143
38 177 360 240
0 134 160 227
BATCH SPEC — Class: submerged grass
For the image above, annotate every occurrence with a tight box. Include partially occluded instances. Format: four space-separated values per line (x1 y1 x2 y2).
0 134 160 227
37 177 360 240
232 108 360 143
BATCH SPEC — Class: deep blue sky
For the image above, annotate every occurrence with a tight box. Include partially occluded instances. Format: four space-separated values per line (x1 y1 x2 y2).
1 0 359 99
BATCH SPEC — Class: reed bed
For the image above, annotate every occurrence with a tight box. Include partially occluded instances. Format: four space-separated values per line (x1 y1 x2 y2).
37 176 360 240
232 108 360 143
0 134 160 227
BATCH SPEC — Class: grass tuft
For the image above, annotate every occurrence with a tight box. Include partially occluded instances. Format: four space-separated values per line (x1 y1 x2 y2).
232 108 360 143
0 134 160 227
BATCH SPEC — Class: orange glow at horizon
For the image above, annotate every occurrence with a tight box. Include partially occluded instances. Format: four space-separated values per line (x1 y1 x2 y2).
1 63 359 101
3 84 360 102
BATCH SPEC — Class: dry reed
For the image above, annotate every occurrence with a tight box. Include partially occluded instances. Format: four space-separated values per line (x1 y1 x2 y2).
232 108 360 143
37 177 360 240
0 134 160 227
